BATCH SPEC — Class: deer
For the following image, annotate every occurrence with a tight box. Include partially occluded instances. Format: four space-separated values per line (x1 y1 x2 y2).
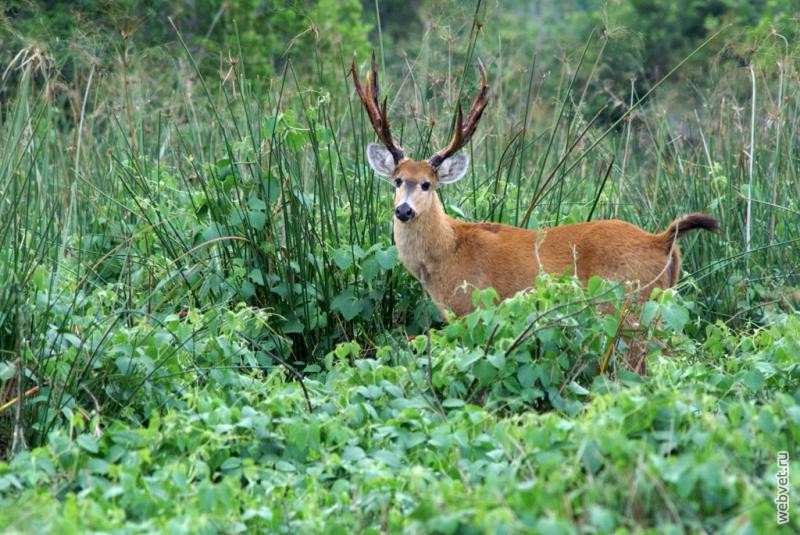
351 53 719 318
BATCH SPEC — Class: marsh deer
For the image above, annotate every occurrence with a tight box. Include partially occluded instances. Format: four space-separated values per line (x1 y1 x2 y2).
351 54 719 316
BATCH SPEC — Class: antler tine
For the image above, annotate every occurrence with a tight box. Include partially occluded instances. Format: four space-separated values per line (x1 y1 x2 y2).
462 59 489 135
369 51 380 110
449 103 464 156
351 51 405 164
429 59 490 168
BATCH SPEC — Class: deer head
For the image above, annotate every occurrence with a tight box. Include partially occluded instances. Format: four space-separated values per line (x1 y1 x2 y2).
352 52 489 223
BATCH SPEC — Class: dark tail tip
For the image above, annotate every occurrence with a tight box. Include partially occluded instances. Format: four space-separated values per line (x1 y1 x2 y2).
664 213 720 245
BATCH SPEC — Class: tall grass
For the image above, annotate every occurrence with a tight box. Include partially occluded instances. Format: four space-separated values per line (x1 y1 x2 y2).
1 15 798 452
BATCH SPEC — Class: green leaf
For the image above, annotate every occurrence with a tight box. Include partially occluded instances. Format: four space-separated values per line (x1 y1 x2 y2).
455 349 483 371
63 333 82 348
641 301 660 327
587 275 603 295
537 328 556 345
373 449 401 468
248 269 265 286
262 114 281 138
361 256 380 282
285 129 307 151
331 289 363 321
216 158 233 178
568 381 589 396
281 317 304 334
535 518 574 535
76 434 99 454
275 460 296 472
198 482 216 510
0 362 16 381
786 406 800 425
342 446 365 462
588 505 616 532
331 248 353 270
517 364 536 386
741 369 764 391
31 264 48 291
473 360 498 386
200 225 223 242
487 353 506 370
248 194 267 211
757 409 777 433
220 457 242 472
375 246 398 270
245 210 266 230
661 301 689 333
86 458 109 474
229 210 266 230
259 175 282 205
602 315 619 337
581 439 603 475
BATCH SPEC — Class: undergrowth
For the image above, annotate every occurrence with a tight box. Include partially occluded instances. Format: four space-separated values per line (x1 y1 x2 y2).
1 285 798 532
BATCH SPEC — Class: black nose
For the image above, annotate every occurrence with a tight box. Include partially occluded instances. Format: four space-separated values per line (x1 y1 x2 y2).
394 203 416 222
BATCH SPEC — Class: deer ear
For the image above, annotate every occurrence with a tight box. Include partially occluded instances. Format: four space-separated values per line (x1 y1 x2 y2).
436 154 469 184
366 143 396 178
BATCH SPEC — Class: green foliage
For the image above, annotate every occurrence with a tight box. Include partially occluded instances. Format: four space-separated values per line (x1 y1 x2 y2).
439 0 800 126
1 1 799 531
221 0 371 81
1 0 371 89
427 276 627 415
1 302 798 532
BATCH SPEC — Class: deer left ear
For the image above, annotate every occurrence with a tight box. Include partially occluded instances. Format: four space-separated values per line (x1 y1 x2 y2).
436 154 469 184
366 143 396 179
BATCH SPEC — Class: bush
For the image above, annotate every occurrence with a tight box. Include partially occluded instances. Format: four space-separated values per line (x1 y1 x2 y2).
1 300 798 532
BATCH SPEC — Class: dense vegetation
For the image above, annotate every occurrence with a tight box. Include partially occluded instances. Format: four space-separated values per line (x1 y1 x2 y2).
1 0 798 532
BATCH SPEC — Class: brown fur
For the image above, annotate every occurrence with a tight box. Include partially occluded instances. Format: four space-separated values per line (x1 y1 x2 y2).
390 160 719 316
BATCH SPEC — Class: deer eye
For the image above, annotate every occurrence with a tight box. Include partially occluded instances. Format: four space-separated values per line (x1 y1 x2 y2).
394 178 402 187
421 182 431 191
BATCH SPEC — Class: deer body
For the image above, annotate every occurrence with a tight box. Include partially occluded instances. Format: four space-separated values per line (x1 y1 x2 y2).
352 54 719 316
394 186 715 315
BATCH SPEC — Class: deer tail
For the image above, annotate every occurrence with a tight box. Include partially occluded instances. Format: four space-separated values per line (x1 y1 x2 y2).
660 213 720 252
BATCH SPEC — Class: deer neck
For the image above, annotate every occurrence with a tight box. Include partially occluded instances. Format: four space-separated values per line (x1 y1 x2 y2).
393 194 455 283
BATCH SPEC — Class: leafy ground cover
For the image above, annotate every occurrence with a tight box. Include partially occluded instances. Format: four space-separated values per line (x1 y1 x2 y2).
1 281 798 532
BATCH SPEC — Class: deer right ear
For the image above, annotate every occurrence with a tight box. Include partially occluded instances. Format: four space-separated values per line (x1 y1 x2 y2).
366 143 396 179
436 153 469 184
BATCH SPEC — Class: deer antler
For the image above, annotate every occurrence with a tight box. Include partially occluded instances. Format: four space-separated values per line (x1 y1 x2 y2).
428 59 489 168
351 51 405 164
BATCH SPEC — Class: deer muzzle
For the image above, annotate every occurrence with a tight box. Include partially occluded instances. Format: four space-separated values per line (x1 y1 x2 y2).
394 203 416 223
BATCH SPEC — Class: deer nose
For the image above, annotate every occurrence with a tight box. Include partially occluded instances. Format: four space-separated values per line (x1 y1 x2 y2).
395 203 416 222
